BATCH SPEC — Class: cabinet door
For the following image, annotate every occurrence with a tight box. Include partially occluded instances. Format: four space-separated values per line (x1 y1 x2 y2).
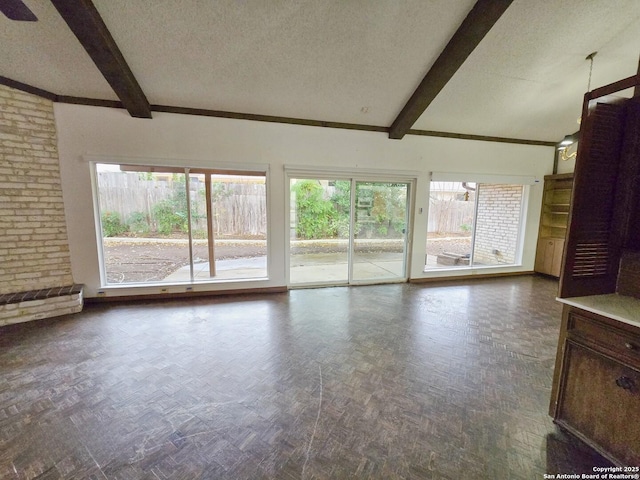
535 239 555 274
535 238 563 277
557 342 640 465
551 239 565 277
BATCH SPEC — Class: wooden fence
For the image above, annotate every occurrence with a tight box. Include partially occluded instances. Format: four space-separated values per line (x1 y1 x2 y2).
97 172 267 236
427 197 475 234
99 173 473 237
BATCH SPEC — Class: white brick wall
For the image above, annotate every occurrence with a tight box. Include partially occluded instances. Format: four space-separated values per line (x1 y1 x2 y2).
0 84 74 298
473 184 523 265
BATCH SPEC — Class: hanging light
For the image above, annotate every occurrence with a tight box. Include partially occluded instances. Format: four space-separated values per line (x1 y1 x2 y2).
559 135 574 147
558 52 597 161
559 137 578 161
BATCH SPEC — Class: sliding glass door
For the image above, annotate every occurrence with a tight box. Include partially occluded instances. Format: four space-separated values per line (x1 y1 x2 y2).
289 177 410 286
352 181 409 282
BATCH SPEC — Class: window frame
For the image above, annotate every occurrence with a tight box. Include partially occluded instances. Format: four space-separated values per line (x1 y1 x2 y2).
90 159 270 287
424 173 534 272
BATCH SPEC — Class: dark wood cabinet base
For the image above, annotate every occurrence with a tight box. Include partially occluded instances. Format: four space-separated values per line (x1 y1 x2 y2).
551 305 640 465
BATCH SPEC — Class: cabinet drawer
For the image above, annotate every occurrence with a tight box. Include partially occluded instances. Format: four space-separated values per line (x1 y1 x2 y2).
568 311 640 369
557 342 640 465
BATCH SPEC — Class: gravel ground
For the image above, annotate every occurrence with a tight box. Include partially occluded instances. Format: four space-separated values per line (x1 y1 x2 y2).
426 237 472 257
103 240 267 283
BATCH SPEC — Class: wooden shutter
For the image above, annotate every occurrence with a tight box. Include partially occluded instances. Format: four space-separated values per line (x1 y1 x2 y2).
559 101 627 298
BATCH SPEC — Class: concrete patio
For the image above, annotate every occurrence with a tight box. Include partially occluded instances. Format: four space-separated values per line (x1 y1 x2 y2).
163 251 454 284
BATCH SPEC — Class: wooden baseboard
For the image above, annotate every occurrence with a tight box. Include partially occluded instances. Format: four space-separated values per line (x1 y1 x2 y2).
410 271 536 284
84 286 288 303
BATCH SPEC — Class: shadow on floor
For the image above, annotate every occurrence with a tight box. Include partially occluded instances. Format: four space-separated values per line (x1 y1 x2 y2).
546 428 613 475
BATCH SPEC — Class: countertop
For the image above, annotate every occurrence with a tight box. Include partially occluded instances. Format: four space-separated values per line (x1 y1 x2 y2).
557 294 640 329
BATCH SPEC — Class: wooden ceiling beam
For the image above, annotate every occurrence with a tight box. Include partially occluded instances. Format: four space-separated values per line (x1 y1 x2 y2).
50 0 151 118
389 0 514 139
0 0 37 21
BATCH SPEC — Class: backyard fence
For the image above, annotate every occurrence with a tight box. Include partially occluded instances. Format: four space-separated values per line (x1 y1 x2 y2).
97 172 267 236
427 197 475 234
207 183 266 236
99 173 478 238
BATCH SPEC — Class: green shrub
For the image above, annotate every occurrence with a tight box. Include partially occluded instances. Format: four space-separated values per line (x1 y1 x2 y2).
292 180 337 239
332 215 350 238
377 225 388 236
152 200 184 235
101 211 128 237
330 181 351 237
150 179 195 235
127 211 150 235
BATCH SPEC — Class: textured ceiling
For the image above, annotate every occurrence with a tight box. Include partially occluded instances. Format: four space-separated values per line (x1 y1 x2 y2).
1 0 639 142
412 0 640 140
0 0 117 99
94 0 476 126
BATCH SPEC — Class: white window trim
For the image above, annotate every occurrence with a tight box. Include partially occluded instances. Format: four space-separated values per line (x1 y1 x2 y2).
431 172 540 185
90 159 271 289
424 179 530 273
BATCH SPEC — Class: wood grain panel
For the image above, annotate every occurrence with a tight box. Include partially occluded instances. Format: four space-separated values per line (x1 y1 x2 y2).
558 342 640 465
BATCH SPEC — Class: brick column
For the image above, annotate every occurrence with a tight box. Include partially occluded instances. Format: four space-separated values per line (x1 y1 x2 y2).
0 84 82 326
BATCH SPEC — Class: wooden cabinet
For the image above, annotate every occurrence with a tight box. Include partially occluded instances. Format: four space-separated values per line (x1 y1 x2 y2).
535 173 572 277
551 84 640 465
551 306 640 465
535 237 565 277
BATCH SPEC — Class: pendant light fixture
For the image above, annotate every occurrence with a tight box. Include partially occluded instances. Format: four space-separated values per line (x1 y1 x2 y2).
559 52 597 161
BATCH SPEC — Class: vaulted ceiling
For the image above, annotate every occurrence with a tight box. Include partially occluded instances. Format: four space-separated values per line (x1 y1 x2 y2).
2 0 640 144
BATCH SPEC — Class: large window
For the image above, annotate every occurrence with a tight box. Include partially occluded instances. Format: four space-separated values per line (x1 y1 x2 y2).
95 163 267 284
425 180 526 270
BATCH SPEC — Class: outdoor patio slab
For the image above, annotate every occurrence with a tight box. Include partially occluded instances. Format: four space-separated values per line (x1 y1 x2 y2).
290 259 404 284
163 257 267 282
162 253 406 284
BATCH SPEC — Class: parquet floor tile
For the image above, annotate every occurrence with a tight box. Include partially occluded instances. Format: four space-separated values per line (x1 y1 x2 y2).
0 276 612 479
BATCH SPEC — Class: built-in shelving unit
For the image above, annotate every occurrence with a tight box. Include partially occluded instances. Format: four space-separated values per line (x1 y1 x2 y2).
535 173 573 277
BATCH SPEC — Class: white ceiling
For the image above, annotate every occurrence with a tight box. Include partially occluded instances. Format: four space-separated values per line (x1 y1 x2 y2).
0 0 117 100
2 0 640 142
413 0 640 140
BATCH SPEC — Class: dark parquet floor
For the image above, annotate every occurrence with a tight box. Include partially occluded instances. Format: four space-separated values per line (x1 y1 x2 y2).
0 275 612 479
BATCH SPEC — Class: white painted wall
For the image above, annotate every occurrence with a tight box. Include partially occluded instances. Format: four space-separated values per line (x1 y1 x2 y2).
54 103 554 297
